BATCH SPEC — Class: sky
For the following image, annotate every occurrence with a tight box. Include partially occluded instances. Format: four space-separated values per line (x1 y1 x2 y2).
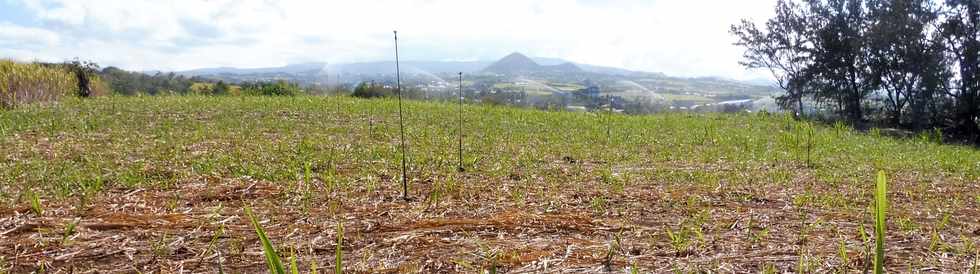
0 0 778 79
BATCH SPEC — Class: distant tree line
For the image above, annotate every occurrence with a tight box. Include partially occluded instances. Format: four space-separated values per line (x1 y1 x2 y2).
350 82 424 99
73 64 308 96
99 67 209 95
732 0 980 143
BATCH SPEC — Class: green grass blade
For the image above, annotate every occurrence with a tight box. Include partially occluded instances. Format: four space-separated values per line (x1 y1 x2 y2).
245 205 286 274
335 222 344 274
289 248 299 274
874 171 887 274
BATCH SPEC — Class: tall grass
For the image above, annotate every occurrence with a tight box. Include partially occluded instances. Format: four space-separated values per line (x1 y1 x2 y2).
0 60 109 109
0 60 78 109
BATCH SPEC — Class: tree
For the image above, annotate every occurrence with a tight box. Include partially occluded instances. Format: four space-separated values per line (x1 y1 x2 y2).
213 81 230 95
805 0 879 123
866 0 943 127
730 0 814 116
351 82 393 98
940 0 980 142
62 59 100 97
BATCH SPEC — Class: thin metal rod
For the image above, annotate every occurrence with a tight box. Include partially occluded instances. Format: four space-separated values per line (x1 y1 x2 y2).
607 95 612 141
394 30 408 201
457 72 464 172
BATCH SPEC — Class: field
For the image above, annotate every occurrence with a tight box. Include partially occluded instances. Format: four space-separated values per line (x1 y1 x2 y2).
0 96 979 273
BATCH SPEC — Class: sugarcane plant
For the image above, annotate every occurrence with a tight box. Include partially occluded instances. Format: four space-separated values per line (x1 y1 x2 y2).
244 205 286 274
873 171 888 274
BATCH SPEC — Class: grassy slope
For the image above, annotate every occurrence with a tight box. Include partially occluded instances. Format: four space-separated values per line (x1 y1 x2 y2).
0 96 978 272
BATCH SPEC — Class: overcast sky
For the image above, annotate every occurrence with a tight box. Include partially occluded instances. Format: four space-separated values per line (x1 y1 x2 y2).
0 0 777 79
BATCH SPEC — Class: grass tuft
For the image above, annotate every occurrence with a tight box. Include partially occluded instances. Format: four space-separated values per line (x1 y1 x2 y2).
28 190 43 216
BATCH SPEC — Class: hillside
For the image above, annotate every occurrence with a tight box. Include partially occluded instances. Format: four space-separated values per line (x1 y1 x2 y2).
0 96 978 272
482 52 583 74
172 54 778 112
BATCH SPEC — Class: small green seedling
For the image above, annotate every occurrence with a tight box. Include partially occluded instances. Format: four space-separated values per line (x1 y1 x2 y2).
873 171 888 274
244 205 286 274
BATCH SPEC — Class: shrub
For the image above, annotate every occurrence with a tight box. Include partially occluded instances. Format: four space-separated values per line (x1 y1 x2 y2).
351 82 394 98
242 80 303 96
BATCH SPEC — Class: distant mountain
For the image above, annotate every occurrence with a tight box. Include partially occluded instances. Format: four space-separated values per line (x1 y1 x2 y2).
324 61 490 75
549 62 583 73
176 53 654 78
179 63 328 76
178 61 491 77
171 54 774 95
483 53 541 74
531 57 650 76
482 52 583 74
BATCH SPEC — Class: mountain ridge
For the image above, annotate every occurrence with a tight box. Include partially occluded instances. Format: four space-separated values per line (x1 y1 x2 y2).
171 53 773 89
482 52 584 75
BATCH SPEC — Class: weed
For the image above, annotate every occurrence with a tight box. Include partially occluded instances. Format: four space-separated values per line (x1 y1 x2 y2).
289 248 299 274
759 263 777 274
591 195 607 214
335 222 344 274
61 219 77 245
838 235 848 271
29 190 43 216
665 226 692 255
200 223 225 259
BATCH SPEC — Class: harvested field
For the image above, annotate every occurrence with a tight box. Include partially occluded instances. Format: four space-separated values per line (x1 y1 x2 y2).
0 96 978 273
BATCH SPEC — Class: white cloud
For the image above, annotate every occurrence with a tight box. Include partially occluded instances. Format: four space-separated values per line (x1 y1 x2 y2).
1 0 777 79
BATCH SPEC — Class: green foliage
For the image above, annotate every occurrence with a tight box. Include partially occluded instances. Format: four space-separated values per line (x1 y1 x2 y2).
289 248 300 274
732 0 980 142
335 222 344 274
99 66 203 95
351 82 395 98
242 80 303 96
1 95 978 201
62 219 78 245
28 190 43 216
213 81 230 95
838 236 848 270
244 205 287 274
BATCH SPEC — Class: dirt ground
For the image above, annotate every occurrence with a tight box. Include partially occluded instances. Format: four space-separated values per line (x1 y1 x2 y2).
1 160 979 273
